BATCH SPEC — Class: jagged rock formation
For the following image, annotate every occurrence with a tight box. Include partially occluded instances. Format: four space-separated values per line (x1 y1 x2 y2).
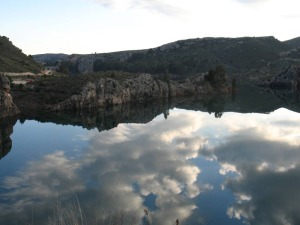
51 73 223 111
0 75 20 118
260 65 300 90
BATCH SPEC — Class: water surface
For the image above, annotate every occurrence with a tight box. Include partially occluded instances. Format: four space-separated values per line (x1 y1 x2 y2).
1 86 300 225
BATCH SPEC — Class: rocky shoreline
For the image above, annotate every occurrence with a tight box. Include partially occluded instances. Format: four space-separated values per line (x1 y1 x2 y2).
3 64 300 119
1 72 231 118
51 73 228 111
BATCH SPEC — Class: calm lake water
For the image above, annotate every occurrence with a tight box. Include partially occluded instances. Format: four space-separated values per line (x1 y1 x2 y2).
1 85 300 225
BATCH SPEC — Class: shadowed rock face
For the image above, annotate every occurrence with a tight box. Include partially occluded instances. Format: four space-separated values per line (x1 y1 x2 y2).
0 76 10 92
0 75 20 118
261 65 300 90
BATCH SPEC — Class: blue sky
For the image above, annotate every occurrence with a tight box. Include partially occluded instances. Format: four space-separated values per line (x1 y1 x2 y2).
1 0 299 55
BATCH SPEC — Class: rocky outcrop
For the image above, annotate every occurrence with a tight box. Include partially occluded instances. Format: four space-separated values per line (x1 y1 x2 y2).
0 75 20 118
260 65 300 90
51 73 221 111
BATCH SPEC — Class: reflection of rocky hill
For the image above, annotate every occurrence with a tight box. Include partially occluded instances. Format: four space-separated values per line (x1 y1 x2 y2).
20 101 172 132
222 83 300 113
20 83 300 131
0 116 18 160
258 88 300 112
7 85 300 163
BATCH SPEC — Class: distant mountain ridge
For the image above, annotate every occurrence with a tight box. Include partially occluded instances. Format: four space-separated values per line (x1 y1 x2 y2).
31 36 300 79
0 36 42 73
33 53 69 67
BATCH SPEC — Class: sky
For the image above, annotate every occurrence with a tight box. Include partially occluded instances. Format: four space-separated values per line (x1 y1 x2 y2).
0 0 299 55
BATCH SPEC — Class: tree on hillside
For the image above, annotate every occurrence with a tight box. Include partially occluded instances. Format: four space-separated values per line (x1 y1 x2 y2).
204 65 226 88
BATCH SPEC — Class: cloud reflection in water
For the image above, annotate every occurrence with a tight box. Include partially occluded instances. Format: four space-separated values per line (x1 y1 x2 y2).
1 108 300 225
204 108 300 225
0 111 205 225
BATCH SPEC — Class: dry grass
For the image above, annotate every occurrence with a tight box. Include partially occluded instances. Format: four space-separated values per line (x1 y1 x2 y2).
48 195 84 225
46 195 153 225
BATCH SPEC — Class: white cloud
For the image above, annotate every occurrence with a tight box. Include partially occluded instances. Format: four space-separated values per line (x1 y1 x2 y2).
0 111 204 224
93 0 185 16
219 163 239 175
234 0 270 3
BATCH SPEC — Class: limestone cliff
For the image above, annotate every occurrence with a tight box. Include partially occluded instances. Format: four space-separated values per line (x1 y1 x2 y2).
51 73 219 111
0 75 20 118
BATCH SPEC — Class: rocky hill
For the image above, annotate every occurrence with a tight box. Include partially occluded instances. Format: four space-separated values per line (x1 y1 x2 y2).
36 36 300 79
0 36 42 73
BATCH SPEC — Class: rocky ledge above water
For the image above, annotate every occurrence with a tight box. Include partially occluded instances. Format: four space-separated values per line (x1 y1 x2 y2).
259 65 300 90
50 73 229 111
0 75 20 118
